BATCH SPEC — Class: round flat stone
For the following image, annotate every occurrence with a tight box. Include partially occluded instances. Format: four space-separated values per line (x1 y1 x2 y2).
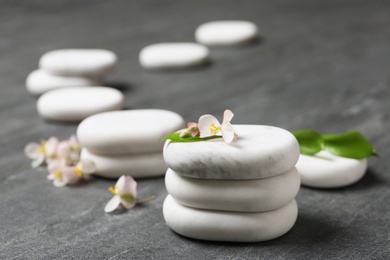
81 149 166 179
163 195 298 242
295 151 367 188
195 21 258 45
139 43 209 69
39 49 117 77
77 109 185 155
166 167 300 212
163 125 300 179
26 69 100 96
37 87 124 122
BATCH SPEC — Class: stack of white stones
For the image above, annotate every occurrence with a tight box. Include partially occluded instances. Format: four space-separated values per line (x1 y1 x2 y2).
26 49 125 122
163 125 301 242
77 109 185 179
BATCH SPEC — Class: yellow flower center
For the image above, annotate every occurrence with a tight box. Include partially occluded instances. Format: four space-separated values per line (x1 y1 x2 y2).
73 164 83 178
38 142 46 155
108 185 118 195
70 144 81 152
54 170 62 180
210 123 221 135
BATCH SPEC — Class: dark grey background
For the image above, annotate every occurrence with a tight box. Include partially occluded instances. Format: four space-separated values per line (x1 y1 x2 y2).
0 0 389 259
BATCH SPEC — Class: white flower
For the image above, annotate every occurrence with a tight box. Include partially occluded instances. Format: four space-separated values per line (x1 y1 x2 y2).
105 175 137 213
47 159 96 187
198 109 236 143
24 137 59 168
57 135 81 165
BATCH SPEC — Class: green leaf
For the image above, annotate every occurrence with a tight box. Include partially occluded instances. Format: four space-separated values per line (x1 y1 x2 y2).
120 193 136 205
322 131 378 159
162 132 222 143
293 130 323 155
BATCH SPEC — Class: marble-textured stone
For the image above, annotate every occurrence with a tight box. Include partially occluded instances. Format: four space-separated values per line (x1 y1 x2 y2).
39 49 117 77
81 149 166 179
195 21 258 45
163 195 298 242
26 69 100 96
295 150 367 188
37 87 124 121
78 109 185 155
165 167 300 212
163 125 300 179
139 43 209 69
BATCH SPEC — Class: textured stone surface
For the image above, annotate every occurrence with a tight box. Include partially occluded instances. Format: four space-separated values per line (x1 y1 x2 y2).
1 0 389 259
164 125 299 179
163 195 298 242
166 167 300 212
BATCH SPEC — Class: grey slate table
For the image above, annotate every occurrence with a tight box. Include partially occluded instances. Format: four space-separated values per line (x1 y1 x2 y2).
1 0 389 259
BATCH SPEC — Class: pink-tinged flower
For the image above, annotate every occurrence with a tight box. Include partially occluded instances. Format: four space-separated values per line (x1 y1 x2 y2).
105 175 137 213
24 137 60 167
47 159 96 187
198 109 236 143
180 122 199 137
57 135 81 165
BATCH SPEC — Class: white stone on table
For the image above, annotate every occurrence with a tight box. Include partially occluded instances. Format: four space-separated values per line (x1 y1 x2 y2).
295 150 367 188
39 49 117 77
195 21 258 46
139 43 209 69
26 69 101 96
166 167 300 212
37 87 124 122
163 195 298 242
163 125 300 179
77 109 185 155
81 149 166 179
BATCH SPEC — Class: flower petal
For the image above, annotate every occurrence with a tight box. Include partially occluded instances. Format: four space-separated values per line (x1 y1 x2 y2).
116 176 137 197
221 124 235 143
53 179 66 187
57 141 70 158
24 142 41 159
104 196 121 213
47 160 60 173
45 137 59 157
61 166 80 185
68 135 79 146
198 115 220 137
31 155 45 168
222 109 234 125
47 173 55 180
80 159 96 174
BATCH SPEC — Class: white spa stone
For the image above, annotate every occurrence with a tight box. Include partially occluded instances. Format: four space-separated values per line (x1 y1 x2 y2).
139 43 209 69
295 150 367 188
77 109 185 155
165 167 300 212
195 21 258 46
39 49 117 77
163 195 298 242
164 125 300 179
37 87 124 122
81 149 166 178
26 69 100 96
